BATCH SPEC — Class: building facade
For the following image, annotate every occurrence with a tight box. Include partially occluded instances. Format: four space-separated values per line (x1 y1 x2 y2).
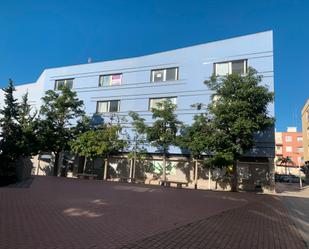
301 99 309 165
0 31 275 190
275 127 304 175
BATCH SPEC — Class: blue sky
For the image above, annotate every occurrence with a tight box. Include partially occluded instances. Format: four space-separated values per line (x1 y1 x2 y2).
0 0 308 131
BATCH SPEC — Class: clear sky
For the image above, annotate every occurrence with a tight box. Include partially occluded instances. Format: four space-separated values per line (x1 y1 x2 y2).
0 0 308 131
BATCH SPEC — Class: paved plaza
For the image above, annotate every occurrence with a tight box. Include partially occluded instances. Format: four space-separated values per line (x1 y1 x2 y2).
276 183 309 248
0 176 307 249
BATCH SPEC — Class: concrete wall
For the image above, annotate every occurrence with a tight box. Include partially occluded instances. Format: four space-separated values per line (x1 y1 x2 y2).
8 31 274 158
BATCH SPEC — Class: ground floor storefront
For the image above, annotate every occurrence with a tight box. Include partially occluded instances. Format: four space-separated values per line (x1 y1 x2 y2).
30 153 275 192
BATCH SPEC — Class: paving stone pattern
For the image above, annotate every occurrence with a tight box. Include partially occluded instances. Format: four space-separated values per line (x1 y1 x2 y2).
0 176 306 249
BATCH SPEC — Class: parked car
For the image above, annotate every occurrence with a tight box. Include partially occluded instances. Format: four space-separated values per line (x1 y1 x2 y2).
275 174 304 183
286 175 304 183
275 174 289 182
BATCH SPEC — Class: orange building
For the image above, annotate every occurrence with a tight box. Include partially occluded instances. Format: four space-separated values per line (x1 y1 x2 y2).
275 127 304 174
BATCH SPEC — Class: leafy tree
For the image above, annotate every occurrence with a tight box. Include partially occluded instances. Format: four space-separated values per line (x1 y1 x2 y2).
178 114 212 160
276 156 294 166
70 123 127 179
178 113 213 188
276 156 294 175
128 111 148 178
204 68 274 192
38 86 84 176
146 100 182 181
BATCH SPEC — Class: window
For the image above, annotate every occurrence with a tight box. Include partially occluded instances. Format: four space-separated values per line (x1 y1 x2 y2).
286 146 292 152
149 97 177 110
99 74 122 87
151 67 178 82
96 100 120 113
276 146 282 153
297 157 305 164
214 60 247 76
285 136 292 142
297 136 303 142
297 147 304 153
54 79 74 90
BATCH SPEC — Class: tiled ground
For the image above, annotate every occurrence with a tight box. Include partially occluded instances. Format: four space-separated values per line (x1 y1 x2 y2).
0 176 306 249
276 183 309 248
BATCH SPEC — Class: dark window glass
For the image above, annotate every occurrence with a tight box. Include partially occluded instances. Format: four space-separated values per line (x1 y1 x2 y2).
66 79 73 89
55 79 73 90
232 60 245 74
109 100 119 112
55 80 65 90
166 68 177 81
152 70 164 82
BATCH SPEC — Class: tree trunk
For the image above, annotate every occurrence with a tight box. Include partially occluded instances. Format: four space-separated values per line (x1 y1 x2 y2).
194 160 198 189
132 156 136 179
129 158 133 178
83 157 87 173
162 153 167 181
231 160 238 192
103 156 109 180
208 167 211 190
53 151 60 176
37 155 40 175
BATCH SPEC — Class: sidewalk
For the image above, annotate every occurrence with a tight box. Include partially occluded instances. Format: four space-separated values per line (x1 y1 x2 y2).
0 177 306 249
276 183 309 249
121 197 306 249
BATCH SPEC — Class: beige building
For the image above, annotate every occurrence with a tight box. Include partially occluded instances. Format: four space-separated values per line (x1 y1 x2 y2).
301 99 309 164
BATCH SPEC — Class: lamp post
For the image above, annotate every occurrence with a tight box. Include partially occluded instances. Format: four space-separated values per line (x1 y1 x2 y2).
299 163 302 190
296 152 303 190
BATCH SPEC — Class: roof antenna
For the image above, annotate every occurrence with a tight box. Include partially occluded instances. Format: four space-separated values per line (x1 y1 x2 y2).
88 57 92 63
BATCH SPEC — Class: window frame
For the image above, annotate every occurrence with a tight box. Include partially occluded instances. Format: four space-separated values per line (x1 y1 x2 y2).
297 147 304 153
214 59 247 76
150 67 179 83
54 78 74 90
297 136 303 142
285 136 292 142
98 73 122 87
148 96 177 110
96 100 120 113
285 146 293 153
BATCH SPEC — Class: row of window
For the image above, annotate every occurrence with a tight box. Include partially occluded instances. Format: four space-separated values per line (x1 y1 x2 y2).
276 145 304 153
55 67 179 90
96 97 177 113
284 136 303 142
54 59 247 90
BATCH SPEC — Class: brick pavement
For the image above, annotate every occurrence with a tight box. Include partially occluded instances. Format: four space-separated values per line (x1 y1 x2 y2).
276 183 309 248
0 176 306 249
121 199 306 249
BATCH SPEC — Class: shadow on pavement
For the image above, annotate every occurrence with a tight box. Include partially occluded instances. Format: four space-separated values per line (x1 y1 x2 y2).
280 195 309 249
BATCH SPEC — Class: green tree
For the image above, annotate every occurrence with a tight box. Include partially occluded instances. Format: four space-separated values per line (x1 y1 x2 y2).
70 123 127 179
276 156 294 175
17 92 39 156
38 86 84 176
0 79 21 184
178 113 213 188
146 100 182 181
128 111 148 178
204 68 274 191
0 79 21 159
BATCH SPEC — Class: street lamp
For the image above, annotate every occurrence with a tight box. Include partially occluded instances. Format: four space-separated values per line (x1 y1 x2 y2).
296 152 303 190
